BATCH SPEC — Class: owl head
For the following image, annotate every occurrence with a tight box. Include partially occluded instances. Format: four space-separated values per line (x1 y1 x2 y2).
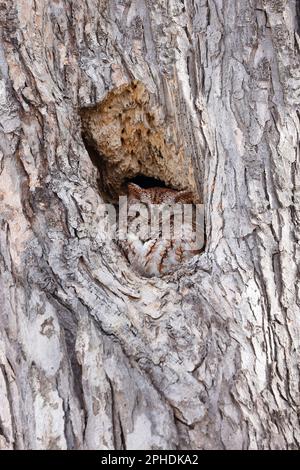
127 183 195 205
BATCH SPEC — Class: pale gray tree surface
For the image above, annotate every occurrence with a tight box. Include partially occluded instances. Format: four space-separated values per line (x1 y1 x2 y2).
0 0 299 450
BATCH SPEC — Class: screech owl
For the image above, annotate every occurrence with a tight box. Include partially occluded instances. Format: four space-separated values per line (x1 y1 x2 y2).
118 183 203 277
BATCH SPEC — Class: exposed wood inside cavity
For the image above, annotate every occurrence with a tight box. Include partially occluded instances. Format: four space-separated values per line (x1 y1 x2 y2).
80 81 198 201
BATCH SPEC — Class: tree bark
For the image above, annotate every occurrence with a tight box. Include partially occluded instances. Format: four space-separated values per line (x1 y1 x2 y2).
0 0 299 450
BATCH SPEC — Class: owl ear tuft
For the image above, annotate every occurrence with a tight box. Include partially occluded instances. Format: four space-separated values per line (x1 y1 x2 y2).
174 190 194 203
127 183 143 200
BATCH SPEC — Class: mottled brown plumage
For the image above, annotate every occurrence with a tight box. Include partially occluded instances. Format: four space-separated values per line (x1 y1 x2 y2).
118 183 203 277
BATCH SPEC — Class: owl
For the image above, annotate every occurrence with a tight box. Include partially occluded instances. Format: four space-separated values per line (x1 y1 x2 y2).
118 183 203 277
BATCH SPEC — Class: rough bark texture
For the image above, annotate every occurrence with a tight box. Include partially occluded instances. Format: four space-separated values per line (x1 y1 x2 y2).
0 0 299 450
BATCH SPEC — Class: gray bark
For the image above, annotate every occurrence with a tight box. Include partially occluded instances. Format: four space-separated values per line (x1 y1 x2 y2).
0 0 299 450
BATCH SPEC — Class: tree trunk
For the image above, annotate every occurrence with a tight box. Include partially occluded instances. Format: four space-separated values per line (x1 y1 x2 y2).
0 0 299 450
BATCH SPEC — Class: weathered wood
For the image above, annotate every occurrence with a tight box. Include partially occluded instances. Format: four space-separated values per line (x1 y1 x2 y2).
0 0 299 449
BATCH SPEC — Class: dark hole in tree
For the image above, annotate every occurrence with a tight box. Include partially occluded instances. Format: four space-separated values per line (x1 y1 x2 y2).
126 175 168 189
